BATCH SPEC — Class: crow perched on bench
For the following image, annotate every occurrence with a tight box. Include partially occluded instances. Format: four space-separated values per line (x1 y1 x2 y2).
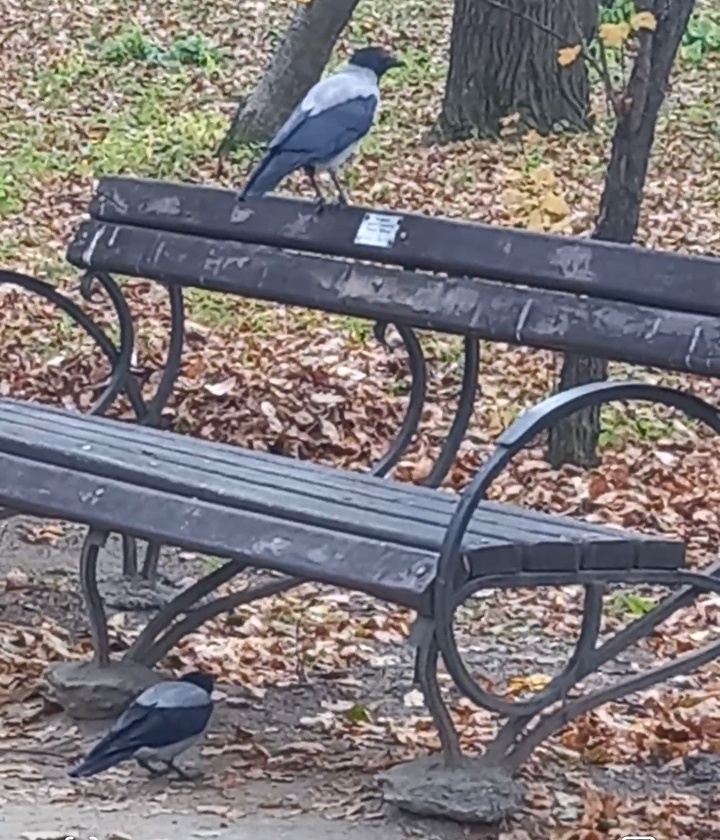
69 671 214 780
239 46 402 206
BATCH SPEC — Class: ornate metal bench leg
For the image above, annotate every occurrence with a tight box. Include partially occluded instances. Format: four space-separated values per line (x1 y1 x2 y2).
124 557 249 664
482 583 604 765
43 527 168 720
140 576 299 667
506 633 720 773
121 533 139 580
141 541 161 586
140 284 185 427
125 556 302 667
79 528 111 666
413 618 462 767
381 614 524 823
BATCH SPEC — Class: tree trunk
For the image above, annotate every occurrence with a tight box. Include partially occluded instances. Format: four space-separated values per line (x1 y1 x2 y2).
432 0 598 141
548 0 696 468
216 0 361 164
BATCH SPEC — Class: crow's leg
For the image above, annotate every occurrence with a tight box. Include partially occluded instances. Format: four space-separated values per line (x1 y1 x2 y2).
165 759 202 782
137 757 169 778
328 169 349 206
304 166 326 211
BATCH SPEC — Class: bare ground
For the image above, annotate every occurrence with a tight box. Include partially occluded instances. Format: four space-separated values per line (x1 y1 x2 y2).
0 518 718 840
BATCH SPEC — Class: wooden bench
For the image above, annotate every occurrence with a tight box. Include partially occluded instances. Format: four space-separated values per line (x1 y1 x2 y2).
2 175 720 820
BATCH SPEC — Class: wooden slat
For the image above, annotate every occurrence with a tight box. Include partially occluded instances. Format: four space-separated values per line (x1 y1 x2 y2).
0 399 632 546
0 410 553 573
0 452 437 610
0 399 645 545
66 220 720 378
0 399 685 572
88 176 720 320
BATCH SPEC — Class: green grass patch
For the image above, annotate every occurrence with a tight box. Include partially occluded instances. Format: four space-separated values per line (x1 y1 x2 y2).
90 25 230 69
599 403 693 449
608 591 657 618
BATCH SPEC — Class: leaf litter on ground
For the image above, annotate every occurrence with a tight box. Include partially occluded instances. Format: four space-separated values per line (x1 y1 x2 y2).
0 0 719 834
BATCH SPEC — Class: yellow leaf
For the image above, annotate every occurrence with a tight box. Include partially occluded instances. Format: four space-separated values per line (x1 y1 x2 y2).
508 673 551 692
526 673 551 690
557 45 582 67
548 218 571 234
531 166 556 188
630 11 657 31
540 192 570 219
501 188 526 208
526 208 545 232
599 22 631 48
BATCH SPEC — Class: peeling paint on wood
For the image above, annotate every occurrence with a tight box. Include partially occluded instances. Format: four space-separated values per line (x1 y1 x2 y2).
142 196 181 216
87 176 720 320
549 245 596 281
65 219 720 379
230 205 254 224
0 400 686 609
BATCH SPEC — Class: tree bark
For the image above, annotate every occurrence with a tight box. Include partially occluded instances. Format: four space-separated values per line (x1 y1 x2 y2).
548 0 696 468
217 0 361 163
432 0 599 141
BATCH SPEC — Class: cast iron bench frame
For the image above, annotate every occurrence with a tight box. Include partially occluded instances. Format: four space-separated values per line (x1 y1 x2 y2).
1 175 720 795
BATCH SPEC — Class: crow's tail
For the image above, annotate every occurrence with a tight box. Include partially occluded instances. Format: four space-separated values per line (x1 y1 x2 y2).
68 718 150 778
69 738 138 778
240 151 307 199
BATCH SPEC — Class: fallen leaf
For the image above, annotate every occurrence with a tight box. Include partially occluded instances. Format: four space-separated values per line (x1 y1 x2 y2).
631 11 658 31
599 22 631 48
205 377 237 396
557 45 582 67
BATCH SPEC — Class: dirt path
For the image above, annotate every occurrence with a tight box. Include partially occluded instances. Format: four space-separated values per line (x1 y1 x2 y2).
1 517 718 839
0 520 474 839
0 799 405 840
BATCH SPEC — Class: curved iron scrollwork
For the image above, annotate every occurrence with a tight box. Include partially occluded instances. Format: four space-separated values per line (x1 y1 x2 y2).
370 323 427 478
3 269 479 635
0 268 186 424
370 320 480 486
1 269 137 416
80 528 112 666
418 380 720 770
0 268 186 591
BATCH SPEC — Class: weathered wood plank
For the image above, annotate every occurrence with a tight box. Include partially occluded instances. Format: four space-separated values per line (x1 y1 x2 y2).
0 398 660 549
0 405 588 573
67 220 720 378
0 398 686 572
89 176 720 320
1 398 678 548
0 451 438 609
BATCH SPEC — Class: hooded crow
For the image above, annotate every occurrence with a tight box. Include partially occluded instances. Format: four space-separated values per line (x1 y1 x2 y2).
69 671 214 781
239 46 402 205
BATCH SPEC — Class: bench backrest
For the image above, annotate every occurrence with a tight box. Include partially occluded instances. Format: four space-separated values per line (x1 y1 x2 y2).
66 176 720 378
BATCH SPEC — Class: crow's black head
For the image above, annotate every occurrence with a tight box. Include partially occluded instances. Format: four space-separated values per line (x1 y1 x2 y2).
349 46 403 79
180 671 215 695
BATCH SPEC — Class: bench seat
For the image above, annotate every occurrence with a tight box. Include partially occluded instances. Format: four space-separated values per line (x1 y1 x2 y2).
0 399 684 611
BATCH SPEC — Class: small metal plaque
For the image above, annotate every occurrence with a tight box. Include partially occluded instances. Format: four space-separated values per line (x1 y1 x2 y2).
354 212 402 248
